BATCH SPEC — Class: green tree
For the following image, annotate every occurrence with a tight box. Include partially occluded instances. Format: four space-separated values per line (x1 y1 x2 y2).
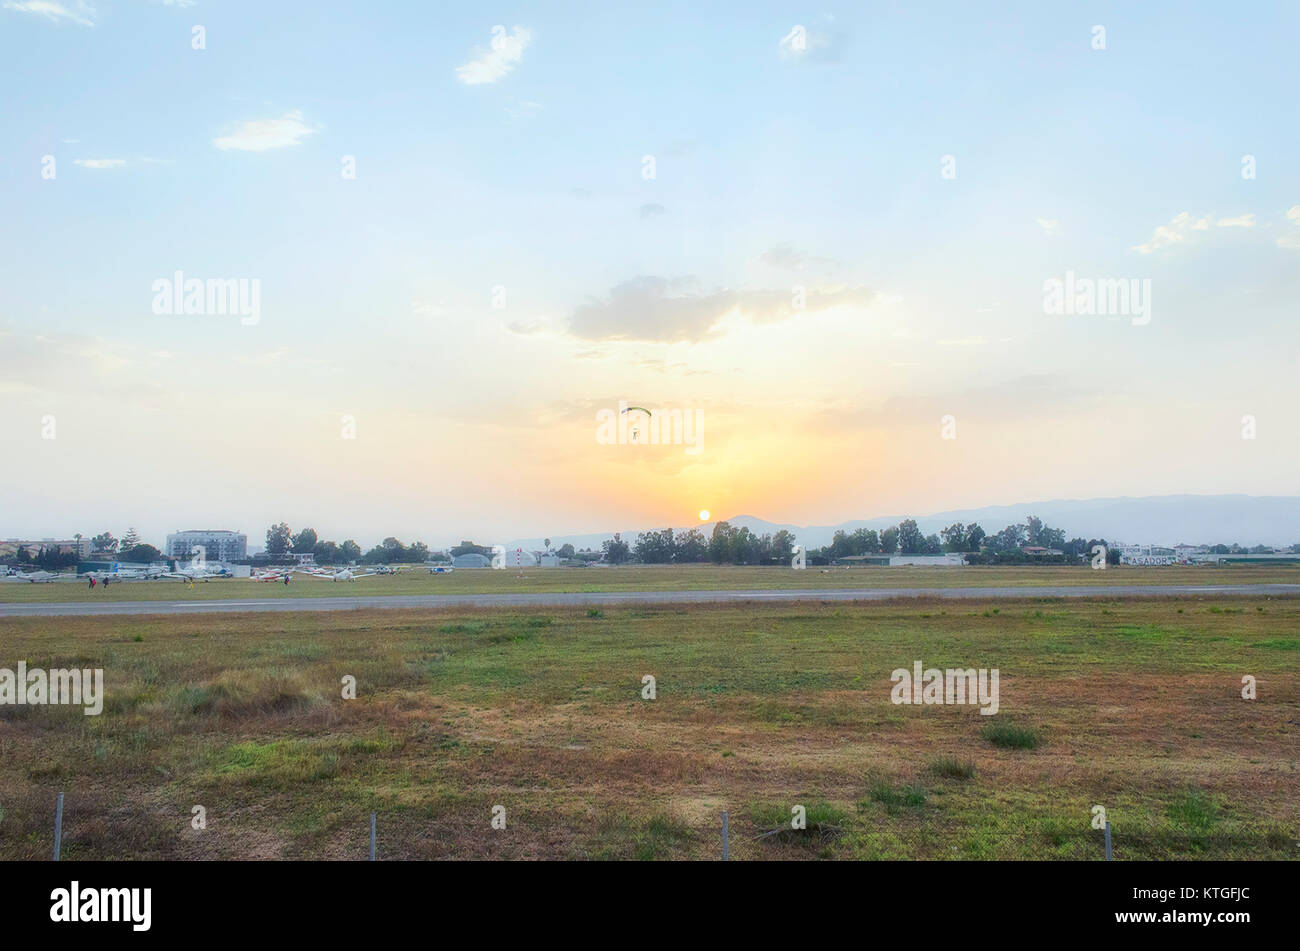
897 519 925 555
602 533 631 565
827 530 852 560
292 528 318 553
880 526 899 554
120 543 162 563
709 522 737 563
729 527 760 565
634 527 676 563
987 523 1027 552
770 529 796 564
266 522 292 556
673 528 708 562
91 532 118 554
850 528 880 555
557 543 576 559
338 539 362 563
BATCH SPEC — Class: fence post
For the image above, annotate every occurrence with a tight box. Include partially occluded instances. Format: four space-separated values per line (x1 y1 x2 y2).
53 792 64 861
369 812 376 861
721 810 729 861
1104 821 1112 861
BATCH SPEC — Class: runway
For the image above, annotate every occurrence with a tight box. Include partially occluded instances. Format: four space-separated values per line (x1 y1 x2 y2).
2 584 1298 617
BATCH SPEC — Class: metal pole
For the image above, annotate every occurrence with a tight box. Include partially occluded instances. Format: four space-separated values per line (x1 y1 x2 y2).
722 810 729 861
370 812 376 861
53 792 64 861
1104 821 1112 861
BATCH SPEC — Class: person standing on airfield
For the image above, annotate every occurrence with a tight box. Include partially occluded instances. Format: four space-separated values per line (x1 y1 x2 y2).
88 576 96 589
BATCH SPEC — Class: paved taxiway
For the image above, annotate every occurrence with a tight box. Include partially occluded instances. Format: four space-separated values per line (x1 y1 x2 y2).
1 584 1297 617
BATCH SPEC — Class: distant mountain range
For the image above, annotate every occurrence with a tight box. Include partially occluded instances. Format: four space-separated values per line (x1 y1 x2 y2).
506 495 1300 552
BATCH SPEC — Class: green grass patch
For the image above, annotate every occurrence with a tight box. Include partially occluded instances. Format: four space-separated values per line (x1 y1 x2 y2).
927 756 976 780
981 722 1042 750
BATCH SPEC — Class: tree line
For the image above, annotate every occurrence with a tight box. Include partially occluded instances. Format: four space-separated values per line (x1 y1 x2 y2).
591 516 1128 566
262 524 434 565
68 529 161 564
599 523 798 565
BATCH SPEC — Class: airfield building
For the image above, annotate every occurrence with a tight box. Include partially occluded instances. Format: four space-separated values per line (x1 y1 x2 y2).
165 530 248 562
2 538 93 559
832 553 967 567
451 553 491 568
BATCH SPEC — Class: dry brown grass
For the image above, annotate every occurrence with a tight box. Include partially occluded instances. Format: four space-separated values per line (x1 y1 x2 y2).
0 596 1295 860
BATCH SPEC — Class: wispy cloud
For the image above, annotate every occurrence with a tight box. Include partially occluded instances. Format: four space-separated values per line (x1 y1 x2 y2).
638 203 667 219
1216 213 1255 228
213 110 316 152
456 25 531 85
1278 206 1300 250
759 244 837 272
73 157 126 169
505 317 553 336
1131 211 1210 254
1035 218 1061 237
2 0 95 27
566 275 875 343
1132 211 1259 253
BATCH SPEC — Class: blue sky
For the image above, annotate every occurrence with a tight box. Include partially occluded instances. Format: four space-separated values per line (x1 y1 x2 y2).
2 1 1297 547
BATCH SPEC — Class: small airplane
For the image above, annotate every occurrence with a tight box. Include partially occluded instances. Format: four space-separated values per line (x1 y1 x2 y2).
293 567 377 582
161 560 232 583
251 567 295 582
427 565 454 574
86 564 168 582
1 568 62 583
369 565 403 575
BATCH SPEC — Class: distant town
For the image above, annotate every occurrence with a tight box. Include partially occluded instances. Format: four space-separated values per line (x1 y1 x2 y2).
5 513 1299 578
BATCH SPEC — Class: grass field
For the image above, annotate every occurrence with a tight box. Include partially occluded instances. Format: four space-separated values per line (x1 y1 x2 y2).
0 593 1295 860
2 563 1298 602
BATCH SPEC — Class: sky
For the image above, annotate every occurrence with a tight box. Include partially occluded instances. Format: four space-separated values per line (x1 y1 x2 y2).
1 0 1298 549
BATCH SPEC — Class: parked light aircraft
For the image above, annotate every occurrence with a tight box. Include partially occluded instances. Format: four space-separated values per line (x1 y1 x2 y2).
294 567 377 582
161 562 232 583
1 568 62 582
86 564 168 582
